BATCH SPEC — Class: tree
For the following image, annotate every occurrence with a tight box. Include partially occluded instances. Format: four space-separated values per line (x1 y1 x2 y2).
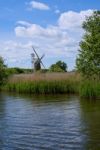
49 61 67 72
0 56 7 86
76 11 100 78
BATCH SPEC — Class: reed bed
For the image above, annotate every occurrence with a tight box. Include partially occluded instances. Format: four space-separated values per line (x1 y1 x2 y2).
79 79 100 99
5 72 80 94
4 72 100 99
9 72 80 82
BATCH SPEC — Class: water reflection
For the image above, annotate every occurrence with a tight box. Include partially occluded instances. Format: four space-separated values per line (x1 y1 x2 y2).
80 99 100 150
0 92 100 150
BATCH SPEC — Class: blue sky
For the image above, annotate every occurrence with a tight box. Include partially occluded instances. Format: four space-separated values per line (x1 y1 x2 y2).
0 0 100 70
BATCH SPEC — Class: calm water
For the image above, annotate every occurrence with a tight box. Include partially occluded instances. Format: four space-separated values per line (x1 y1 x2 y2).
0 93 100 150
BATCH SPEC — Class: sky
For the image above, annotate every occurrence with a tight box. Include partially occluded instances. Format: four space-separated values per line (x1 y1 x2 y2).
0 0 100 70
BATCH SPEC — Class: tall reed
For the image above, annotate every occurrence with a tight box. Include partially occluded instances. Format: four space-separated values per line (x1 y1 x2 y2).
4 72 100 99
5 73 80 94
79 79 100 99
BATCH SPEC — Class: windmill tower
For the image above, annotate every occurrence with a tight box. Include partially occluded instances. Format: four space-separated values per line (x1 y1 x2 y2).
31 46 45 72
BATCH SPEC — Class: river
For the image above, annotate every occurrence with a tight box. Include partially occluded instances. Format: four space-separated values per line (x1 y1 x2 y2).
0 92 100 150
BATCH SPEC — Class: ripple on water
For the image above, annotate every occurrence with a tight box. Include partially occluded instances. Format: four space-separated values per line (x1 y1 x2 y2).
0 93 100 150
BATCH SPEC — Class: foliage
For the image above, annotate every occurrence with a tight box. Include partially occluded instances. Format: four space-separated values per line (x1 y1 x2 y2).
76 11 100 78
0 56 8 86
6 68 32 75
49 61 67 72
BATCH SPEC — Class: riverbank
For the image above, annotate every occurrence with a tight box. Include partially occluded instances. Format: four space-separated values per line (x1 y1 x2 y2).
3 73 100 99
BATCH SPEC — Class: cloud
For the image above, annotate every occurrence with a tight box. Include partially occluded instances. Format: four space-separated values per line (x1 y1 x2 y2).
58 9 93 29
17 21 31 27
15 22 68 39
15 10 93 38
0 38 77 69
28 1 50 10
0 40 33 68
15 22 76 56
15 10 93 53
15 22 74 53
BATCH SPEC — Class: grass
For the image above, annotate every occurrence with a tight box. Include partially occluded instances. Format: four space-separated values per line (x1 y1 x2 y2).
3 72 100 99
79 79 100 99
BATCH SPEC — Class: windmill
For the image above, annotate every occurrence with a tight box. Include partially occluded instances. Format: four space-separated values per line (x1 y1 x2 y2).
31 46 45 72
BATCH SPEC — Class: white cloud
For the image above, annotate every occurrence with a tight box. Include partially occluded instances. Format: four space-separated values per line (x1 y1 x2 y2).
15 24 43 37
15 10 93 53
17 21 31 27
15 10 93 39
0 40 33 68
15 22 69 41
15 22 74 53
29 1 50 10
58 9 93 29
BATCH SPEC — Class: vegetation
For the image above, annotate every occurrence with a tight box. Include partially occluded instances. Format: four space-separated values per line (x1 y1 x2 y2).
79 79 100 99
6 67 32 75
4 73 79 94
76 11 100 78
3 73 100 99
49 61 67 72
0 56 8 86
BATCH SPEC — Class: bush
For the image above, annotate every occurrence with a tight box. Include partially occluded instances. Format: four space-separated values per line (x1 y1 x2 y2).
49 61 67 72
0 56 8 86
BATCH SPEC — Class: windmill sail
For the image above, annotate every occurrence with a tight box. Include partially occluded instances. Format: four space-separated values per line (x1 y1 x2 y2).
32 46 45 69
31 46 45 72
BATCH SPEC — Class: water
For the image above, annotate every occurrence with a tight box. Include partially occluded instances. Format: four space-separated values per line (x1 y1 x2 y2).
0 93 100 150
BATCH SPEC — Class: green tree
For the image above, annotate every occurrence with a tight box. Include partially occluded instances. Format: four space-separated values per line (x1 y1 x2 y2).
0 56 7 86
49 61 67 72
76 11 100 78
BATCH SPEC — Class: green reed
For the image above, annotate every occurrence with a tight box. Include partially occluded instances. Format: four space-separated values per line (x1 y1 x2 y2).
4 73 100 99
79 79 100 99
5 79 79 94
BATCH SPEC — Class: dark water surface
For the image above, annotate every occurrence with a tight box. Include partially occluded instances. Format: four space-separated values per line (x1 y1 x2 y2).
0 92 100 150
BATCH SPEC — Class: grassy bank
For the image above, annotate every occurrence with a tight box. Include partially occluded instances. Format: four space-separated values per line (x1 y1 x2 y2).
3 73 100 99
